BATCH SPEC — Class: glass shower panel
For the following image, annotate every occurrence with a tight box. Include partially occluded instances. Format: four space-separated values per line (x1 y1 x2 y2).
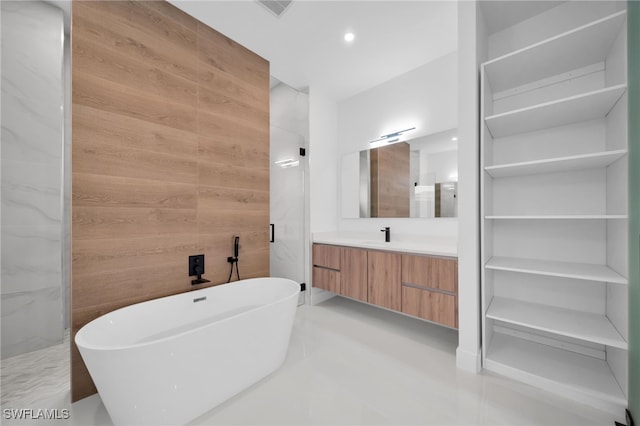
270 126 305 305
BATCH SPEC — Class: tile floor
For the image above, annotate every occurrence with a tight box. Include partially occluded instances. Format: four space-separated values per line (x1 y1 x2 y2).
1 297 621 425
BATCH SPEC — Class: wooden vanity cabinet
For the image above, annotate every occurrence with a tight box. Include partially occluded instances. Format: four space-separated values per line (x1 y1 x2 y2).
312 243 458 329
401 254 458 328
340 247 368 302
312 244 341 293
367 251 401 311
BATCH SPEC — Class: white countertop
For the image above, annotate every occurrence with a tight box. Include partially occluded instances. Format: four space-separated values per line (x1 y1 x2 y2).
312 232 458 257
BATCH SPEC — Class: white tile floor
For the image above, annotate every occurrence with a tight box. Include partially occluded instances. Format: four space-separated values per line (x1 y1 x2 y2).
1 297 621 425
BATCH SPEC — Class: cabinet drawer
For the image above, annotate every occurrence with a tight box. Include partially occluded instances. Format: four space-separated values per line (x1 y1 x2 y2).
313 266 340 293
312 244 341 270
401 254 457 293
401 285 457 328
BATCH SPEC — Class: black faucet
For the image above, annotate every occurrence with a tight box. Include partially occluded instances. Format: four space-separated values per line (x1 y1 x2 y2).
381 227 390 242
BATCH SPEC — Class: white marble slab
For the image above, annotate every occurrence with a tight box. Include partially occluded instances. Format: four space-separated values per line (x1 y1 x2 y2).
1 0 65 359
1 92 63 164
1 160 62 228
1 1 63 104
1 330 69 408
313 231 458 257
1 287 64 359
1 226 62 294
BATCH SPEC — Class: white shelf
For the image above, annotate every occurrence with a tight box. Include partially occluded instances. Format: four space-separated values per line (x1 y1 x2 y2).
480 5 629 414
485 256 628 284
485 215 627 220
485 150 627 178
483 11 627 93
485 333 626 412
486 297 627 349
485 84 627 138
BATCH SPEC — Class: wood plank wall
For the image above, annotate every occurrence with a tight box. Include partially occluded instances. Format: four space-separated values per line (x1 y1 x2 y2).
370 142 410 217
71 0 269 401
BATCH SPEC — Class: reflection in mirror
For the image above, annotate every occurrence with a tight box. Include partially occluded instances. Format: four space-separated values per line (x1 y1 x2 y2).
341 128 458 219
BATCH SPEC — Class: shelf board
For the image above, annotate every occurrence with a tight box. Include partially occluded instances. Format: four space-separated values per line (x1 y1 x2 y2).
485 85 627 139
485 333 626 412
483 11 627 93
485 150 627 178
485 256 628 284
486 297 628 349
485 215 628 220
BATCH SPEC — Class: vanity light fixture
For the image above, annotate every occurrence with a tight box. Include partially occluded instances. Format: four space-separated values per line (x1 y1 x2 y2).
369 127 416 147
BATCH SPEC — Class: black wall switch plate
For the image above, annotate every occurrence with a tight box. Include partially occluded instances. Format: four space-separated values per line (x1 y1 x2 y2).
188 254 205 277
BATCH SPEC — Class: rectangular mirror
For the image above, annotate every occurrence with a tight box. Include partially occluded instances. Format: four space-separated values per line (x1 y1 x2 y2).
341 128 458 218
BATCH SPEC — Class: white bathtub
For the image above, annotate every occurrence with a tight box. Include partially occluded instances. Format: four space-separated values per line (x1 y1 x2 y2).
75 277 300 425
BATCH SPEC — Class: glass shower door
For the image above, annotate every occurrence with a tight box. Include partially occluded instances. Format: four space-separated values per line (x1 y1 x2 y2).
270 126 305 305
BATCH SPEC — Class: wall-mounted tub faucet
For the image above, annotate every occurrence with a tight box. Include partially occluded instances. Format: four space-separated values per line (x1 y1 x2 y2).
381 227 390 242
189 254 210 285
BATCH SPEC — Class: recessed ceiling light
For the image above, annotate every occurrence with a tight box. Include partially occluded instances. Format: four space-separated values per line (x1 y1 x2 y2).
344 32 355 42
451 136 458 141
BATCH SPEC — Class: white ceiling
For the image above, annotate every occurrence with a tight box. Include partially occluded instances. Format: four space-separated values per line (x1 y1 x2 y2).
45 0 570 101
169 1 458 101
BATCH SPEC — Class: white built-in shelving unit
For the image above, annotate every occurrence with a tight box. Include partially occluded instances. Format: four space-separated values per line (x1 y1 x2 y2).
480 2 628 415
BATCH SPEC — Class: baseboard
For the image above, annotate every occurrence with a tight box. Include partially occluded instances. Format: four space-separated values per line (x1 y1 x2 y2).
456 346 481 373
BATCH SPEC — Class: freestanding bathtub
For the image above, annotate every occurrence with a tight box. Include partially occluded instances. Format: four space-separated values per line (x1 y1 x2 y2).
75 277 300 425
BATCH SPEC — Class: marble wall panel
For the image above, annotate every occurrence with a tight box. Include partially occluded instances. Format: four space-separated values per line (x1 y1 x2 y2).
1 1 65 358
1 287 63 359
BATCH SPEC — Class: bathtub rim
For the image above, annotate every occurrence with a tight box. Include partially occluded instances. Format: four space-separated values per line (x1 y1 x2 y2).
75 277 300 352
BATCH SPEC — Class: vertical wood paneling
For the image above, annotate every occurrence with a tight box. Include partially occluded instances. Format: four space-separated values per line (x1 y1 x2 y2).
71 0 269 401
370 142 410 218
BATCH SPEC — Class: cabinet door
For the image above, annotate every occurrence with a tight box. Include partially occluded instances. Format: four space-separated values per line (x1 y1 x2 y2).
402 254 457 293
340 247 367 302
402 286 457 328
367 251 401 311
312 267 340 293
312 244 341 270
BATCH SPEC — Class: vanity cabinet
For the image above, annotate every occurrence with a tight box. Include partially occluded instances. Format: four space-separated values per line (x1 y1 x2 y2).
312 243 458 329
367 251 401 311
340 247 368 302
401 254 458 328
312 244 340 293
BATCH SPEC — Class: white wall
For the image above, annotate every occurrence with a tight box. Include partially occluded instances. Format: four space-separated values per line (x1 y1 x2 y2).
455 0 486 373
309 89 339 233
308 88 339 303
336 52 459 238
